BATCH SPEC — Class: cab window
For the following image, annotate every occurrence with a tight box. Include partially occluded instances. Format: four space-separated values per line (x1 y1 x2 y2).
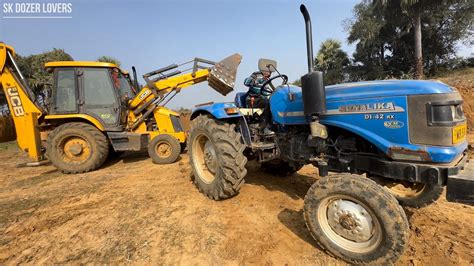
83 68 116 105
54 68 77 113
110 68 134 99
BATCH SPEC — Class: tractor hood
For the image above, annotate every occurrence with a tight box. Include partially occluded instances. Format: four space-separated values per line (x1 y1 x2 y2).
325 80 454 102
270 79 456 124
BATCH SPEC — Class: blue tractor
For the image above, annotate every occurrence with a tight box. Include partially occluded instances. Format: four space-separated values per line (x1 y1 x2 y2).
187 4 473 264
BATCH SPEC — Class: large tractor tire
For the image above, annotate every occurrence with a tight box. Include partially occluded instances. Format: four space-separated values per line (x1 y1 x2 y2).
148 134 181 164
47 122 109 174
188 115 247 200
369 176 443 208
261 159 303 177
304 174 409 264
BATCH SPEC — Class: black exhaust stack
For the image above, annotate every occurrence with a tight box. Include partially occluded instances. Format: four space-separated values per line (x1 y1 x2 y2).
299 4 328 143
300 4 326 116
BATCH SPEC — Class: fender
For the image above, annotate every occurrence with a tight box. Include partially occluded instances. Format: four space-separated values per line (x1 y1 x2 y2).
191 102 243 120
45 114 106 131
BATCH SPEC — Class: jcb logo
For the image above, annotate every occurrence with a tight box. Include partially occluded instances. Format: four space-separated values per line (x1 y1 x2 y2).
139 89 151 100
6 87 25 117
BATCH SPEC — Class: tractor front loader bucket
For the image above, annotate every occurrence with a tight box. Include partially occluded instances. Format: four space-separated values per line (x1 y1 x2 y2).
208 53 242 96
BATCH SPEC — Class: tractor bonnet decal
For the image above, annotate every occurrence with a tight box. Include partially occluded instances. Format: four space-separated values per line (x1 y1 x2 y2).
326 102 405 115
278 102 405 117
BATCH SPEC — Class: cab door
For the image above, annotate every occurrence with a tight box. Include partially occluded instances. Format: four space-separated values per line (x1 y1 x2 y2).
78 67 122 131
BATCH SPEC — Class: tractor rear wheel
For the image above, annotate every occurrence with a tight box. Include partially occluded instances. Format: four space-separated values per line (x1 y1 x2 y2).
188 115 247 200
261 159 303 177
47 122 109 174
304 174 408 264
369 176 443 208
148 134 181 164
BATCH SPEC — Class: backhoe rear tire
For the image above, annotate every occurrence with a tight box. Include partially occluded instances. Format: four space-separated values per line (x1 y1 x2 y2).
148 134 181 164
47 122 109 174
188 115 247 200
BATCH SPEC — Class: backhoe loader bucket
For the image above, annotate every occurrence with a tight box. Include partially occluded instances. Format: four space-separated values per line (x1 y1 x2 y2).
208 53 242 96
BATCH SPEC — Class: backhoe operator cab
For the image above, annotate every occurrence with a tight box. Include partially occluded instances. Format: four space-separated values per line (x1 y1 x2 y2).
45 62 134 131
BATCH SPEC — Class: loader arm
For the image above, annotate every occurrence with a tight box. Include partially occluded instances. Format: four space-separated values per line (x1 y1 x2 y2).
144 54 241 98
0 43 44 162
128 53 241 118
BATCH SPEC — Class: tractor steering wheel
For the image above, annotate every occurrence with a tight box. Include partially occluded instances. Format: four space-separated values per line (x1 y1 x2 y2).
260 74 288 96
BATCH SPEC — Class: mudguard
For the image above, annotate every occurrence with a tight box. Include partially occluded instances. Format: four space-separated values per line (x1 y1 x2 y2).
191 102 243 120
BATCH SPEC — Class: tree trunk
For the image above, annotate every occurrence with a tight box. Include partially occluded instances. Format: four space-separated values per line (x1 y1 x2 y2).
413 12 423 79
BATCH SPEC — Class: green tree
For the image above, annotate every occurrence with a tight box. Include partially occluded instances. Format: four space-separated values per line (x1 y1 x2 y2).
347 0 473 80
15 49 73 106
97 56 121 67
315 39 350 85
374 0 429 79
373 0 473 78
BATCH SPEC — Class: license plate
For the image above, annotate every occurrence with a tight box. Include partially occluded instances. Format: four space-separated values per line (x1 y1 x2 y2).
452 123 467 144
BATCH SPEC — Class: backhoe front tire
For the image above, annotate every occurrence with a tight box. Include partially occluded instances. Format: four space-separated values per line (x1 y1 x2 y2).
188 115 247 200
47 122 109 174
148 134 181 164
304 174 409 264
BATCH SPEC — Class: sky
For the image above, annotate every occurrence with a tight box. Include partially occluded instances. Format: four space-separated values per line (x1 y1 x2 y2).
1 0 472 109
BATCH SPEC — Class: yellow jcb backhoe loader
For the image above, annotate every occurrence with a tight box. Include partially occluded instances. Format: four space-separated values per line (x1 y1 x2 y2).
0 43 241 173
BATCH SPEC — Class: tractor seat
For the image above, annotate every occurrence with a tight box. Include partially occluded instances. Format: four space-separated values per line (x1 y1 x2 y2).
234 92 247 108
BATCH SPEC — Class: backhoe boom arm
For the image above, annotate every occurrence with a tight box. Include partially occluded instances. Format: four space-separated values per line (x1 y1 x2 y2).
0 43 44 162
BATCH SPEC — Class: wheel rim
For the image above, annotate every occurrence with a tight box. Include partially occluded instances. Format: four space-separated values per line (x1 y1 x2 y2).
192 133 217 184
59 136 91 163
317 195 382 253
155 141 172 158
385 181 426 199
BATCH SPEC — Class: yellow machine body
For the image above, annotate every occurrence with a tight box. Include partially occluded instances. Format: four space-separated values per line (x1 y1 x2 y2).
1 42 241 166
0 43 43 162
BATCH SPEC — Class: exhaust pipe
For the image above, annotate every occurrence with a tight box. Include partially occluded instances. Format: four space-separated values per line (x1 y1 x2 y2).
132 66 139 92
299 4 327 139
300 5 314 73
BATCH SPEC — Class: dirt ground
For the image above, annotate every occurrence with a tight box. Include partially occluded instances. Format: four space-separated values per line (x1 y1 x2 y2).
0 144 473 265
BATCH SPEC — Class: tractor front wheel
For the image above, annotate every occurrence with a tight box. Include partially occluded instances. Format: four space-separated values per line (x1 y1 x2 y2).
304 174 408 264
188 115 247 200
47 122 109 174
148 134 181 164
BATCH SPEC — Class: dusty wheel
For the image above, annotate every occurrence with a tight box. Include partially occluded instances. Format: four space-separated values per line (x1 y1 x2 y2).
47 122 109 174
187 115 247 200
369 176 443 208
304 174 408 264
148 134 180 164
261 159 303 176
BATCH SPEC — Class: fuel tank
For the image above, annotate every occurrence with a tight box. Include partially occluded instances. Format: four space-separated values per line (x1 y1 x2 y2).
269 80 467 163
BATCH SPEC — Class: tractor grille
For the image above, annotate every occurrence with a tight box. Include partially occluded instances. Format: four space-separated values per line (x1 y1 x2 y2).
408 92 465 146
